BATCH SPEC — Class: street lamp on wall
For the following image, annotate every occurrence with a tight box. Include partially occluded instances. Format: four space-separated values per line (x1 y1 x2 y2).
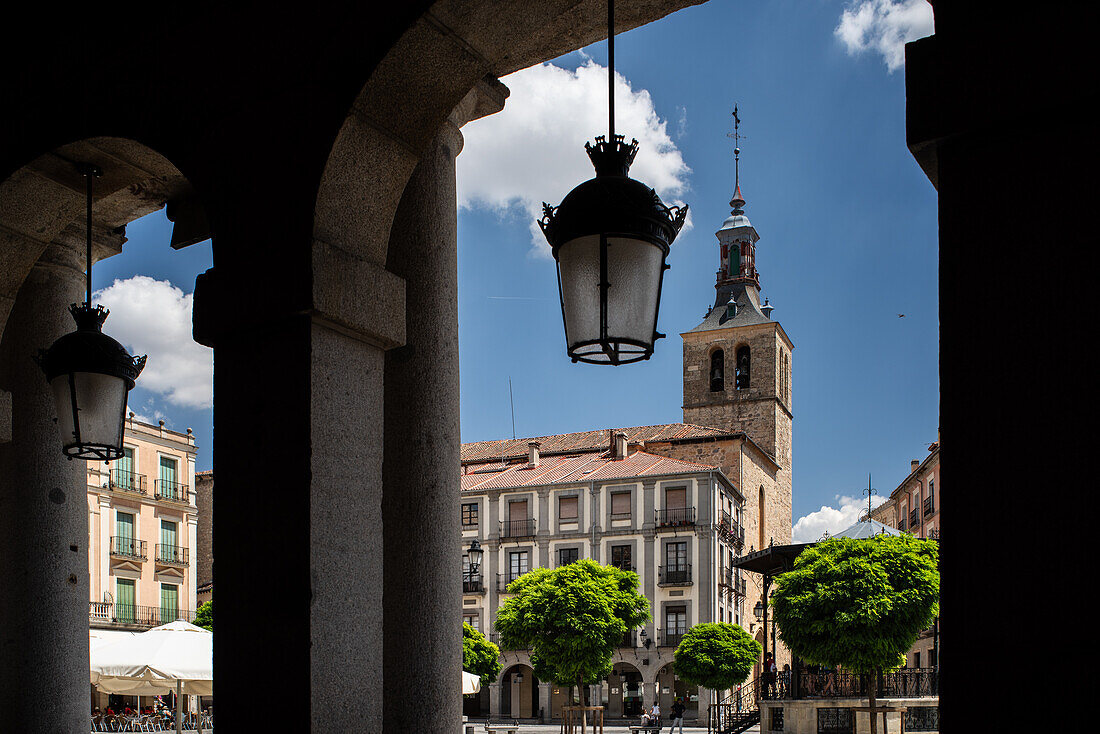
538 0 687 365
467 538 483 576
36 164 146 460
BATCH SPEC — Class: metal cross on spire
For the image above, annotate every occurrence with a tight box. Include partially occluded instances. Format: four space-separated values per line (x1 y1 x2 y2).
726 104 743 192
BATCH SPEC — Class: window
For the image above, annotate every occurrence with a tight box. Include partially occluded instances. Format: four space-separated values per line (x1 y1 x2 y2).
508 551 528 581
710 349 724 392
461 502 479 527
463 613 479 632
558 547 579 566
928 479 935 513
735 346 750 389
158 456 180 500
913 651 921 668
611 544 632 570
116 511 134 541
161 583 179 623
611 491 631 519
160 519 178 562
559 495 578 521
116 578 136 623
665 606 687 640
665 542 687 570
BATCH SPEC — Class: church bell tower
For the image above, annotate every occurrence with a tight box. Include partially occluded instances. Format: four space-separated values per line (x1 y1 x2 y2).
681 108 793 496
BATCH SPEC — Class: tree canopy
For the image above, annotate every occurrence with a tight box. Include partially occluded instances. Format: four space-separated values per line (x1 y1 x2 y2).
673 623 760 691
194 600 213 632
770 535 939 673
463 623 502 687
495 559 650 700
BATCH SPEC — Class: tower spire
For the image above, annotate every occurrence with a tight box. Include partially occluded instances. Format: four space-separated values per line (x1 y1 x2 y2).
728 105 746 215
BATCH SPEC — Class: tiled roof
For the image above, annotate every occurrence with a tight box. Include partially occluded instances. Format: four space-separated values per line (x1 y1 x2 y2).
461 449 723 492
461 423 735 464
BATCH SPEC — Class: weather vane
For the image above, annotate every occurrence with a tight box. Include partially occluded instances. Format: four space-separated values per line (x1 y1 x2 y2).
859 473 877 523
726 105 744 191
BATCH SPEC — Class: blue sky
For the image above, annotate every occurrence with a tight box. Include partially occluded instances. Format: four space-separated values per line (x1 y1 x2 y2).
90 1 938 539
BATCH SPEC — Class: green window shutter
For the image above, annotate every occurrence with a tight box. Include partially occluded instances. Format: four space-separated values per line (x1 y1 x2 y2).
118 447 134 475
116 579 135 623
116 512 134 541
161 584 179 623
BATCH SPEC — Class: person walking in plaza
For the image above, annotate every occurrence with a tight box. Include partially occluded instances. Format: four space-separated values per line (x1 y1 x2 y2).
670 698 686 733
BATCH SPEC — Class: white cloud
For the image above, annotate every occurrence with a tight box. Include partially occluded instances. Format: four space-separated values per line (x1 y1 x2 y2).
791 494 888 543
835 0 934 72
457 60 692 258
94 276 213 410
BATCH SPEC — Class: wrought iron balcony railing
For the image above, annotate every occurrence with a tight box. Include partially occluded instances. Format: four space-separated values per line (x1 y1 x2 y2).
658 563 692 585
462 575 484 593
621 630 637 648
89 601 196 629
660 629 686 648
110 536 147 560
655 507 695 528
110 469 147 495
499 518 536 539
155 544 189 565
154 478 189 503
897 517 907 532
791 667 939 700
720 566 733 587
909 509 920 529
718 512 744 547
923 497 933 516
497 571 527 593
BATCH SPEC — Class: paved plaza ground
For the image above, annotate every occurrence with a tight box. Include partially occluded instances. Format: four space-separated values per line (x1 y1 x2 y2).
461 725 755 733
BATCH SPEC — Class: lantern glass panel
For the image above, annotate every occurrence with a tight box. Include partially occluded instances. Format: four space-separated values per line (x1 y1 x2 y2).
558 235 602 349
605 236 663 344
50 371 128 456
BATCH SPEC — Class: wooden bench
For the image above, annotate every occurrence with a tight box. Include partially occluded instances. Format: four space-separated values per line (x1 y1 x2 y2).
628 726 662 734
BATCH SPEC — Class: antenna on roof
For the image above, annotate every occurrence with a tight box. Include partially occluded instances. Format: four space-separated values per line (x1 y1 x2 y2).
509 377 516 440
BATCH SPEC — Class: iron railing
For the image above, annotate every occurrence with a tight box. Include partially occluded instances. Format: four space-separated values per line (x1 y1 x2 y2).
718 512 744 548
155 544 189 565
463 575 484 593
109 536 147 560
905 705 939 732
909 509 920 529
655 507 696 528
154 478 189 503
499 518 536 539
793 668 938 699
923 497 933 516
659 628 686 647
720 566 733 587
621 630 637 648
659 563 692 584
708 676 760 734
110 469 147 494
897 517 907 532
497 571 526 593
89 601 195 628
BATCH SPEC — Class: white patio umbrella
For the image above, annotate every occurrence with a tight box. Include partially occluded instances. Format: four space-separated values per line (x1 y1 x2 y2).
463 670 482 695
91 620 213 734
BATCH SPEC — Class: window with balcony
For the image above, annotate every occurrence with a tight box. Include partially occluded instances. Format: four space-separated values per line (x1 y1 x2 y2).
157 520 188 565
558 547 579 567
116 578 136 624
657 487 694 527
156 456 187 502
461 502 479 528
111 447 145 493
611 544 632 571
610 491 631 520
559 495 578 522
662 542 691 583
664 606 687 647
462 555 482 593
501 499 534 538
926 479 935 515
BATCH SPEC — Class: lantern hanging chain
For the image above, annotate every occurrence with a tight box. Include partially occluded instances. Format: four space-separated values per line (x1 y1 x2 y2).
607 0 614 142
77 162 103 309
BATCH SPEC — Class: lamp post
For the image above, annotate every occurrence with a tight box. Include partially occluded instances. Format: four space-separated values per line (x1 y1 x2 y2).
36 163 146 460
538 0 687 365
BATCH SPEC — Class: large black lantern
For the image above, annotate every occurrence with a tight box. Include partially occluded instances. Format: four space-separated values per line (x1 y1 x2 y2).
467 538 483 574
36 164 146 461
538 0 687 365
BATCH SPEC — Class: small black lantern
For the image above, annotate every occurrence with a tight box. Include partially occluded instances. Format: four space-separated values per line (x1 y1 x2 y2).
538 0 687 365
753 600 764 622
467 538 483 574
36 164 146 461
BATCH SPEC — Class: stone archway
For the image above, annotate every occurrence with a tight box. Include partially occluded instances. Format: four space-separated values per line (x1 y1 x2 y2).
501 664 538 719
0 138 200 730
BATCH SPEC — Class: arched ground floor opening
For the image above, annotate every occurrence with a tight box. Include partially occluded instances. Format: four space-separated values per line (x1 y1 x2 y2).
657 663 700 720
500 664 538 719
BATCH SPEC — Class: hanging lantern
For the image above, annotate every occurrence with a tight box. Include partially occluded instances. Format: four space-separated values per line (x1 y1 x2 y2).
467 538 484 573
35 163 146 461
538 0 687 365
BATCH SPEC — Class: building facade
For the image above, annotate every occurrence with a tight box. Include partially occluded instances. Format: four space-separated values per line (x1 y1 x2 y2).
87 416 199 636
871 440 940 668
460 426 754 721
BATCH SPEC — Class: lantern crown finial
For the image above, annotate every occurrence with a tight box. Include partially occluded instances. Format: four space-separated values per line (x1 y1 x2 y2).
585 134 639 177
70 302 110 331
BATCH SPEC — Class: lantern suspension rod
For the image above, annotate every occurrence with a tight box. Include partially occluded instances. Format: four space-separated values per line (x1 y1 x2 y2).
76 162 103 307
607 0 615 142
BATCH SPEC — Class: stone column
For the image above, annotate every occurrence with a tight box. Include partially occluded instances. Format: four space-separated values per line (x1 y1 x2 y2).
0 242 90 731
538 681 551 722
381 117 464 734
489 681 503 718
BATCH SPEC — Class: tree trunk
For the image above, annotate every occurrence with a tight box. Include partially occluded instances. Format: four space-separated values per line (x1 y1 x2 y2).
867 669 878 734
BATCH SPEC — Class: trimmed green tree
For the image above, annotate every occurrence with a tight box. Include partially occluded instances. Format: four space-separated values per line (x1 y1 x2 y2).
194 600 213 632
673 622 760 695
495 559 651 707
463 622 502 688
770 535 939 734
